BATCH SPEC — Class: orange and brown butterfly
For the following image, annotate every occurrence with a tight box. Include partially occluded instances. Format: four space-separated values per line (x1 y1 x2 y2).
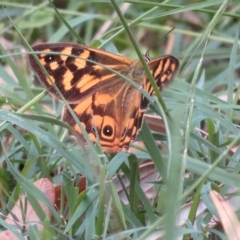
28 43 179 152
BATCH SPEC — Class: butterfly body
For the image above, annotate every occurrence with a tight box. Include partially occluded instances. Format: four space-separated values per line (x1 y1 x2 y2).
29 43 179 152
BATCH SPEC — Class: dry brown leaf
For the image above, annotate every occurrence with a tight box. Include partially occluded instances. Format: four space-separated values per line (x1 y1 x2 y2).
144 114 166 134
0 229 24 240
113 162 160 204
54 175 86 209
4 178 55 231
210 190 240 240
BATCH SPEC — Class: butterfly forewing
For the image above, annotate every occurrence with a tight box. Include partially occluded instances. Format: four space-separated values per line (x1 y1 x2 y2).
140 55 179 110
29 43 179 152
29 43 133 103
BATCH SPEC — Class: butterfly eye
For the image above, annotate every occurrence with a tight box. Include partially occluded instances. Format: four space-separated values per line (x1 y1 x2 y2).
103 125 113 137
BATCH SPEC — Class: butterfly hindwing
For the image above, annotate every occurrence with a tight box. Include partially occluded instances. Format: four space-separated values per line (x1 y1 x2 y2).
62 88 142 152
140 55 179 110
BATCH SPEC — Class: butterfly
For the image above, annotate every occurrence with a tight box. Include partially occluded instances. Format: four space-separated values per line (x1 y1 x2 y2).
28 43 179 152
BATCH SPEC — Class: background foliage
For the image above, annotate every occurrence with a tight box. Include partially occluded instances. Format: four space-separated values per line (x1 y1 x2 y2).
0 0 240 239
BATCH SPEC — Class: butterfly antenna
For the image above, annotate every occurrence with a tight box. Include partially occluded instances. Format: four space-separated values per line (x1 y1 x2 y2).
144 27 176 57
159 27 176 43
